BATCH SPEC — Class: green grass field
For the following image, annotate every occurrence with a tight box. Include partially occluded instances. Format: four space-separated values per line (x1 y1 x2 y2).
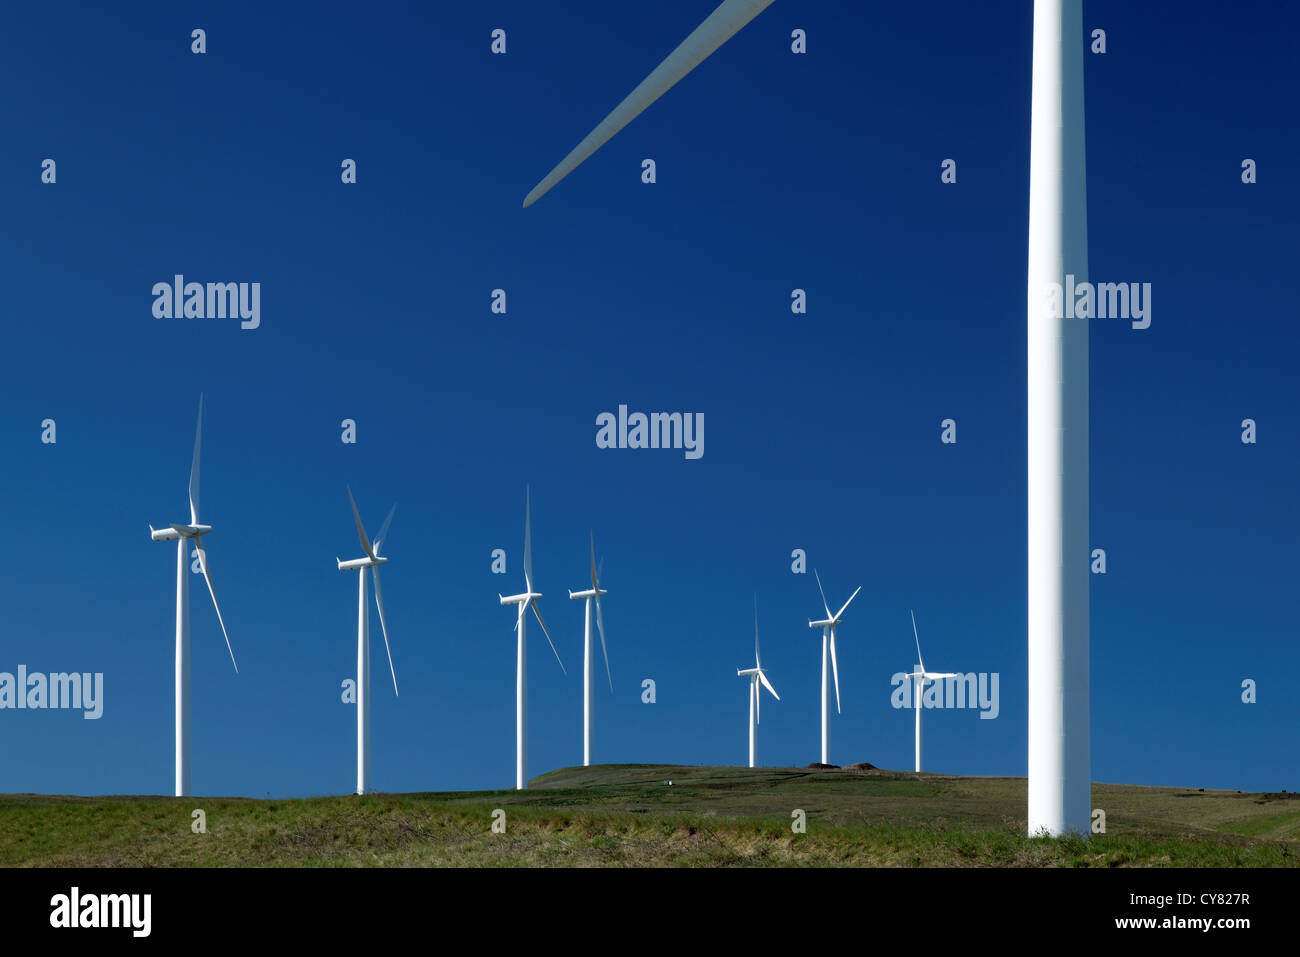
3 765 1297 867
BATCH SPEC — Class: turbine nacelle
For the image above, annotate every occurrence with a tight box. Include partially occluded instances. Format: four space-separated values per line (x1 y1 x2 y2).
337 555 388 571
150 523 211 541
500 590 541 606
567 587 606 600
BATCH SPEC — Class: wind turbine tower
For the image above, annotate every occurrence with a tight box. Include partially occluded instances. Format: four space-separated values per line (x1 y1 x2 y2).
1027 0 1091 837
148 395 237 798
336 488 399 796
737 598 779 768
807 571 861 766
499 488 566 789
905 611 959 773
568 535 612 767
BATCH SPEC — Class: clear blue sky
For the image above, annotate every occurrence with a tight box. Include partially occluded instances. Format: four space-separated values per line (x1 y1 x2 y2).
1 0 1295 797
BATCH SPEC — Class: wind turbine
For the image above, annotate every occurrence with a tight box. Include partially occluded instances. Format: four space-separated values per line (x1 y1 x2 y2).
904 611 959 774
807 570 861 766
499 487 566 789
568 534 612 767
737 597 779 768
148 394 237 798
523 0 1092 837
336 488 399 796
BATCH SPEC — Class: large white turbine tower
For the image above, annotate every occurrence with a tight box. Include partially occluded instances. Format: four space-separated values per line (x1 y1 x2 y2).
807 570 861 766
522 0 1092 837
1027 0 1091 838
736 598 779 768
148 395 237 798
904 611 959 774
499 487 566 789
568 534 612 767
336 488 399 796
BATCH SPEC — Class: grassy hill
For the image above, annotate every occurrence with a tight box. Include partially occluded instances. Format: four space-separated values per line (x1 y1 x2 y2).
3 764 1297 867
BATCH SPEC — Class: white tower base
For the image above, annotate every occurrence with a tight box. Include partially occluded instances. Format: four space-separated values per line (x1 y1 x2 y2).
517 613 527 790
174 538 191 798
820 630 830 764
357 569 370 796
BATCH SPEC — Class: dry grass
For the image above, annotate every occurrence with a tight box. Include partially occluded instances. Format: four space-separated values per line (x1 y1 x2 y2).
1 765 1295 867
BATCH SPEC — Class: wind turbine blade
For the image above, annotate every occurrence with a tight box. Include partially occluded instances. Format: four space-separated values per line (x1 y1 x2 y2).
373 504 397 556
523 486 533 590
188 395 203 525
813 568 831 620
834 585 862 621
830 631 841 714
911 609 926 675
522 0 777 207
755 675 760 724
589 532 599 590
530 600 566 675
371 566 399 696
753 595 761 667
347 486 375 560
595 594 613 693
194 541 237 673
759 670 780 701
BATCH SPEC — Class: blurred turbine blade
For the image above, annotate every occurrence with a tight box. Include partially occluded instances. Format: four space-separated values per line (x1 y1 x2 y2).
374 504 397 556
830 631 841 714
759 670 779 702
523 0 777 207
194 540 237 673
347 486 375 560
523 486 533 590
595 594 612 693
911 609 926 675
372 566 398 696
531 599 565 674
814 568 831 620
188 395 203 525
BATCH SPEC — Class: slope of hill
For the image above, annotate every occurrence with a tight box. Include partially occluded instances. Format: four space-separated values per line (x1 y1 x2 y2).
2 765 1296 867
